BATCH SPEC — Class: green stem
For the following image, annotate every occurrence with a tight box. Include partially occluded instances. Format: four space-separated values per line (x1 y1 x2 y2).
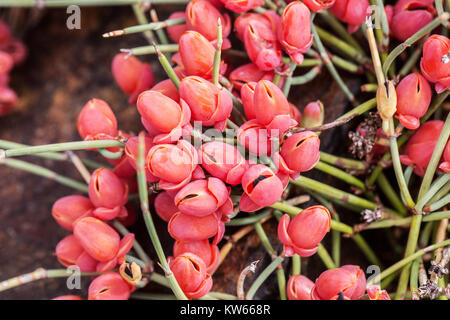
246 256 284 300
282 61 297 97
136 133 187 300
317 244 336 269
152 43 180 89
212 20 223 87
318 11 365 54
125 43 179 56
314 25 370 66
377 172 408 216
291 254 301 275
337 98 377 120
131 3 155 42
113 220 152 268
398 44 423 77
0 139 106 169
105 18 186 38
375 0 390 54
311 23 356 104
226 211 271 227
290 65 321 85
254 222 276 257
0 0 189 6
3 140 124 158
383 13 449 76
368 239 450 287
409 257 420 299
319 151 366 171
315 161 366 191
365 211 450 230
388 120 415 208
332 215 341 267
428 194 450 212
1 158 88 193
0 268 99 293
416 174 450 212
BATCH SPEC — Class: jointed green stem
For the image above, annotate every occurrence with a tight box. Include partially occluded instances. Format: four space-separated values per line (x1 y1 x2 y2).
3 140 124 158
368 239 450 287
104 18 186 38
246 256 284 300
365 211 450 230
136 133 187 300
0 139 107 169
212 20 223 87
1 158 88 193
319 151 366 171
383 13 450 76
290 65 321 85
124 43 179 56
291 254 301 275
226 211 271 227
377 172 408 216
314 161 366 191
152 42 180 89
317 244 336 269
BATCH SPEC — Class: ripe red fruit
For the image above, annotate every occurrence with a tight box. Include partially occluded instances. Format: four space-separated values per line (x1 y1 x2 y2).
154 191 178 222
55 235 84 267
220 0 264 13
311 265 366 300
278 206 331 257
395 73 432 130
301 100 323 128
240 164 285 212
302 0 336 12
77 99 118 141
150 79 180 102
243 20 282 71
280 2 313 64
137 90 191 143
175 177 231 217
229 64 270 91
178 31 226 79
330 0 369 33
52 195 94 231
238 120 272 156
88 272 131 300
400 120 444 176
420 35 450 93
275 131 321 177
200 141 248 185
111 53 154 104
367 285 391 300
240 82 257 120
73 217 120 262
179 76 232 131
390 0 435 42
147 140 199 191
88 168 128 221
167 12 188 43
253 80 297 135
173 239 220 274
186 0 231 48
169 252 213 299
287 275 315 300
168 211 221 242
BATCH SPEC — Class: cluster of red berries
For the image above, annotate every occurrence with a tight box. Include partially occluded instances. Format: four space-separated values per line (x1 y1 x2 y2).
0 20 26 116
49 0 450 300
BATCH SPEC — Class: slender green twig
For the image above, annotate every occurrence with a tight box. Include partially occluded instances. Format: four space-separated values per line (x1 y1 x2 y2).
0 268 99 293
136 133 187 300
377 172 408 216
383 13 450 76
226 211 271 227
103 18 186 38
212 19 223 87
131 3 155 42
290 65 322 85
0 139 106 169
152 42 180 89
0 0 189 6
2 140 124 158
311 23 356 104
0 158 88 192
314 161 366 191
246 256 284 300
318 11 365 54
317 244 336 269
282 61 297 96
319 151 366 171
368 239 450 287
291 255 301 275
122 43 179 56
